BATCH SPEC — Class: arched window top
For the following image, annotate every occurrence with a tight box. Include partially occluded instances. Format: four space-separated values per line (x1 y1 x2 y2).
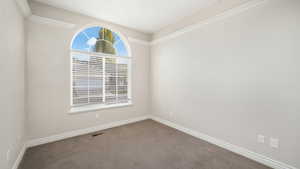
70 26 132 111
71 26 129 57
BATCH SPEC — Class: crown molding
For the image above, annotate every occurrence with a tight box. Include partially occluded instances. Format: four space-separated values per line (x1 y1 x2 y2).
24 0 269 46
28 15 76 29
16 0 268 46
27 15 151 44
151 0 269 45
15 0 31 17
128 37 151 46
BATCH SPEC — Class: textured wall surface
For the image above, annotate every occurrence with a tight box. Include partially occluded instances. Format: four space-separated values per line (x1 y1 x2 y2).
26 2 151 139
151 0 300 167
0 0 26 168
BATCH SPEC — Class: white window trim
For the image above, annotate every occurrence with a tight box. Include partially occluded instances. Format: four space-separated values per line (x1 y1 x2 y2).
69 101 133 114
70 50 132 113
69 26 133 114
71 49 131 59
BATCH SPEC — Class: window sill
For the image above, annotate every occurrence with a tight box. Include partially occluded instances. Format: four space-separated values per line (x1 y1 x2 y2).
69 102 132 114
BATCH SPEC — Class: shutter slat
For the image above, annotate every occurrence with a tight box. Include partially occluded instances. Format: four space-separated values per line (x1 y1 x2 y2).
72 53 129 106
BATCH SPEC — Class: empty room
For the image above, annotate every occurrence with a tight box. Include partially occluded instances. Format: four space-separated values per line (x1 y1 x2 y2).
1 0 299 169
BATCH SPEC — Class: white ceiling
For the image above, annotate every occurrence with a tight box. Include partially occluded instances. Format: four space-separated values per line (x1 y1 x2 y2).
32 0 220 33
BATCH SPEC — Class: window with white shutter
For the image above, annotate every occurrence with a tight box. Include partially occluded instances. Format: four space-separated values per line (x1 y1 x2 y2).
70 26 131 112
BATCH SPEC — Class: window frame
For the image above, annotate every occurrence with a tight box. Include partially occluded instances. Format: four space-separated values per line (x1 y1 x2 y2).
69 26 132 114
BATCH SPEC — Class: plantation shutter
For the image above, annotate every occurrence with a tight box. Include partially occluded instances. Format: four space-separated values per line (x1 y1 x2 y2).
89 56 104 104
72 53 130 106
117 63 128 103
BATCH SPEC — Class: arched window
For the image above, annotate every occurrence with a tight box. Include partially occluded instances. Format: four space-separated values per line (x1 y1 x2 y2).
71 26 131 111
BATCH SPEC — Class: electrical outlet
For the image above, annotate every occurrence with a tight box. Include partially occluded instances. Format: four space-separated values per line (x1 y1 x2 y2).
6 149 10 161
95 114 99 119
257 135 265 143
270 138 279 148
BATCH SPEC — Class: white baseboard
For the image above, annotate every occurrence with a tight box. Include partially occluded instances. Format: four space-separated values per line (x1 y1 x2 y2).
12 144 27 169
27 115 150 147
149 115 297 169
16 115 297 169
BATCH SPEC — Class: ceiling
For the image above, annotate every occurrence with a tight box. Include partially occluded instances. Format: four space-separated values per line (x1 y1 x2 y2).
31 0 220 33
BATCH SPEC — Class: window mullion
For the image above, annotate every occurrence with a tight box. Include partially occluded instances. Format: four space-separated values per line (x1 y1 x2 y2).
88 55 90 105
103 56 106 103
116 59 118 103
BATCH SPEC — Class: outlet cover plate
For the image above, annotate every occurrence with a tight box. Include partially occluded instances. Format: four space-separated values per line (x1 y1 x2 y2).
257 135 265 143
6 149 10 161
270 138 279 148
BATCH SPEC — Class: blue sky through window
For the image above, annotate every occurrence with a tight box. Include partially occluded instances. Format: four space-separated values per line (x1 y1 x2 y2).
72 26 128 56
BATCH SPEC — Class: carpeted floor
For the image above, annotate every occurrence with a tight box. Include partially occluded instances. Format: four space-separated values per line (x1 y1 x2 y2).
19 120 271 169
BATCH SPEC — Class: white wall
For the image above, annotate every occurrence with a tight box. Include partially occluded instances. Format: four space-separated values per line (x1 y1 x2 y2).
26 2 151 139
151 0 300 168
5 0 299 168
0 0 26 169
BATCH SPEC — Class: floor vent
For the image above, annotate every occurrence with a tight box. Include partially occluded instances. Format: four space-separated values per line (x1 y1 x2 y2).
92 132 104 137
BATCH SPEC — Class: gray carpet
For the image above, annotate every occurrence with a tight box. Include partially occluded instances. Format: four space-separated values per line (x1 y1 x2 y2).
19 120 271 169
